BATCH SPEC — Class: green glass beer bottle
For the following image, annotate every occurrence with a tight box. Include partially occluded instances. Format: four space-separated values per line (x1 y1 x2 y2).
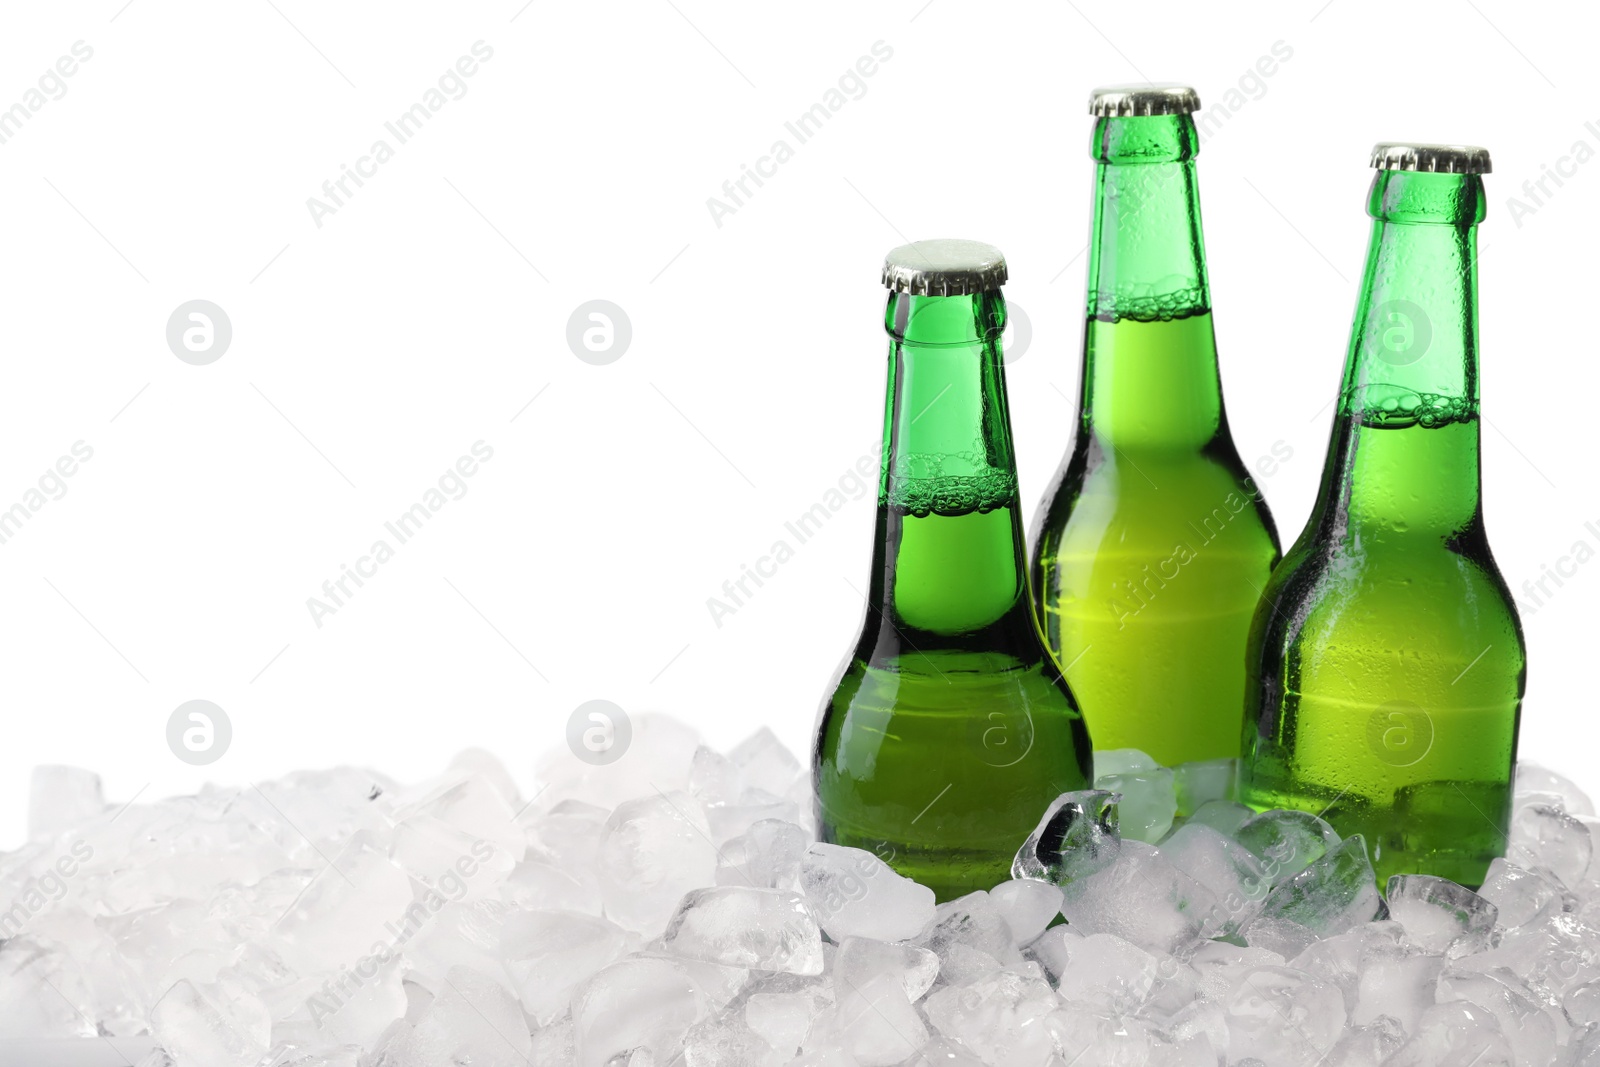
814 239 1093 902
1240 143 1526 888
1030 85 1281 766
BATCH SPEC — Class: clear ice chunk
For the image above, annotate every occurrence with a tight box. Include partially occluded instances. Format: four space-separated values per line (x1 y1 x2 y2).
596 792 720 935
1057 840 1214 955
1233 808 1341 881
1010 789 1121 884
1384 874 1498 954
660 887 823 975
799 843 934 943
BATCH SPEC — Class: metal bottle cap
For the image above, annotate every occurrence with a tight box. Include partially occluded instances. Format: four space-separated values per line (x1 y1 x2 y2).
881 239 1008 296
1088 83 1201 117
1370 142 1492 175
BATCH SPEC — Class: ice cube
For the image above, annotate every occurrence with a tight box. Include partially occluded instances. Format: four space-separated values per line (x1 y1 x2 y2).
273 962 409 1054
1044 1008 1161 1065
0 937 98 1036
1058 840 1214 955
1010 790 1121 884
1384 874 1497 954
1384 1000 1515 1066
572 957 705 1067
987 879 1062 946
1159 822 1269 937
1182 799 1255 838
1233 809 1341 882
744 982 829 1059
274 836 415 976
900 1038 988 1066
500 909 632 1023
688 745 743 809
680 1013 781 1067
391 770 525 863
1095 749 1159 777
596 792 720 935
1052 931 1159 1014
913 891 1022 982
1224 965 1347 1067
1187 940 1286 1003
1509 802 1593 889
1097 767 1178 844
1246 835 1380 946
660 887 823 975
1566 976 1600 1029
446 748 522 810
150 978 272 1067
1477 857 1568 928
1174 758 1238 816
29 766 106 842
730 727 802 797
533 714 702 812
525 798 609 861
1516 761 1596 817
707 793 801 847
1320 1015 1406 1067
501 857 600 914
923 970 1059 1066
717 819 808 890
1351 954 1443 1035
829 970 929 1066
410 965 532 1067
1287 920 1409 1014
799 843 934 942
835 937 939 1003
1436 967 1560 1065
389 814 516 902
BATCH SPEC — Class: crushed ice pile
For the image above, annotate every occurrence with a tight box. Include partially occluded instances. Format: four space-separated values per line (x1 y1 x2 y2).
3 717 1600 1067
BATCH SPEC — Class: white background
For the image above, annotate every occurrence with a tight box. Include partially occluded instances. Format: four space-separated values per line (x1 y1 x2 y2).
0 0 1593 847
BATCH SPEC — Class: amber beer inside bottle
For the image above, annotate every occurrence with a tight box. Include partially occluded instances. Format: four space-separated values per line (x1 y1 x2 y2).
813 240 1093 902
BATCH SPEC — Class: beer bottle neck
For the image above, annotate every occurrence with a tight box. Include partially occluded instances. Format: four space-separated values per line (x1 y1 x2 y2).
863 292 1035 652
1327 170 1485 534
1080 114 1222 450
